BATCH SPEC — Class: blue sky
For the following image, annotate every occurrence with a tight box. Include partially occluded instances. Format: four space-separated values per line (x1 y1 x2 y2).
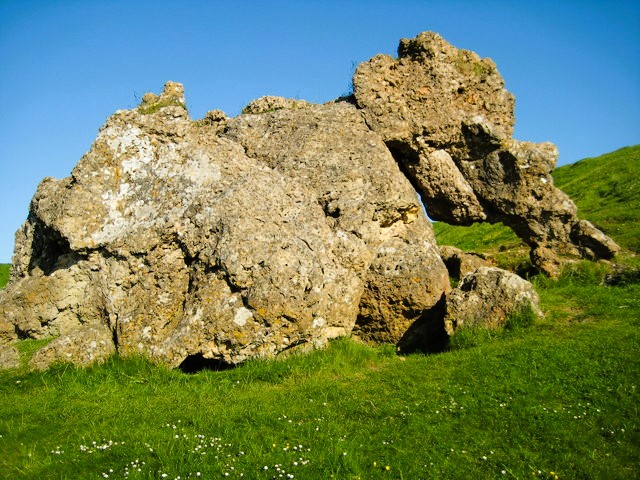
0 0 638 263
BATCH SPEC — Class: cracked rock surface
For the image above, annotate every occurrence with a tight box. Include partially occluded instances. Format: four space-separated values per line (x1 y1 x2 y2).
354 32 618 274
0 32 618 369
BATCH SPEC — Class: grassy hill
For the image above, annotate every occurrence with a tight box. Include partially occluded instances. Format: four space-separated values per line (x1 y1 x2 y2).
0 147 638 479
553 146 640 252
433 145 640 264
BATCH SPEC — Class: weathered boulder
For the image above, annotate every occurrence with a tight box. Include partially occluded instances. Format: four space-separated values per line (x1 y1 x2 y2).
29 325 115 370
225 99 449 344
0 32 618 369
444 267 541 335
353 32 619 274
0 314 17 345
0 345 20 370
0 257 104 339
1 82 449 369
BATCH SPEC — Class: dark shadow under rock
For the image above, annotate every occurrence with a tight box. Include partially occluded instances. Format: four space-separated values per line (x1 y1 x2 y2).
177 353 235 374
396 294 449 354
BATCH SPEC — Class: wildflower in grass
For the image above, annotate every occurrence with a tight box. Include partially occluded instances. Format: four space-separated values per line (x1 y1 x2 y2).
385 465 391 471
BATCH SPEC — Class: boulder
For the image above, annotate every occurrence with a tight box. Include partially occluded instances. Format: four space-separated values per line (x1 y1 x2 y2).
0 345 20 370
0 32 617 369
0 313 17 345
353 32 619 274
1 83 449 368
29 325 116 370
444 267 541 335
225 99 450 344
439 245 492 279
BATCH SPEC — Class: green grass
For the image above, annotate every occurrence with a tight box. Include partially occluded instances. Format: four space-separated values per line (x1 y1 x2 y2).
0 274 638 479
433 145 640 263
1 146 639 479
553 145 640 252
0 263 10 289
137 98 187 115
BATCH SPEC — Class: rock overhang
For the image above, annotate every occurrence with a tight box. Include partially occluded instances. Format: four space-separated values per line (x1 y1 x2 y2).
0 32 618 370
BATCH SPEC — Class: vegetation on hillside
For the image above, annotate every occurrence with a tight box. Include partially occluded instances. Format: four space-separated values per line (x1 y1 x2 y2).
552 145 640 252
0 146 638 479
0 264 9 289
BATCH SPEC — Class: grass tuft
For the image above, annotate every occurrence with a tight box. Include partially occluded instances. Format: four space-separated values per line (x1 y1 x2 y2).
137 98 187 115
0 263 10 289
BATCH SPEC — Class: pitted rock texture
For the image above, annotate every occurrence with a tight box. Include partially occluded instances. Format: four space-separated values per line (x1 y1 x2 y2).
354 32 618 273
225 100 449 344
0 345 20 370
1 82 449 369
29 324 116 371
0 32 619 369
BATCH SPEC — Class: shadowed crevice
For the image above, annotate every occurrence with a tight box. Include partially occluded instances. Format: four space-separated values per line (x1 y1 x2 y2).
396 294 449 354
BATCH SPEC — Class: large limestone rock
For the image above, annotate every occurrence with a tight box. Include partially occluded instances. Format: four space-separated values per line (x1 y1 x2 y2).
0 81 449 369
224 99 449 344
29 324 116 371
353 32 618 274
0 345 20 370
0 32 619 369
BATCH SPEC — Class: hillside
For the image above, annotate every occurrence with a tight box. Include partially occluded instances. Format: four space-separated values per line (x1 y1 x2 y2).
434 145 640 259
553 146 640 252
1 146 638 479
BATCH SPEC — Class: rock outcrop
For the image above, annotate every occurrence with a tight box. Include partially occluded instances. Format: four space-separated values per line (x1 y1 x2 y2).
353 32 619 275
0 32 618 369
0 81 449 369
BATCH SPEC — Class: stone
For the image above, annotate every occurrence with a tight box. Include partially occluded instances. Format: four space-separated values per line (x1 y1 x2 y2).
0 33 618 369
225 99 450 344
439 245 492 279
2 82 449 369
28 325 116 370
0 259 104 339
353 32 619 274
0 345 20 370
0 311 17 345
444 267 541 336
241 96 310 114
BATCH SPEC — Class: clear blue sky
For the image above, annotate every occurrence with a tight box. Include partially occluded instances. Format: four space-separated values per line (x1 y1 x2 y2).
1 0 638 263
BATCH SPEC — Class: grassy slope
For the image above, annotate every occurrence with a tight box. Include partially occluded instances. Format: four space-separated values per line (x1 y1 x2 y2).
552 145 640 252
433 145 640 257
1 291 638 480
1 146 639 479
0 264 9 289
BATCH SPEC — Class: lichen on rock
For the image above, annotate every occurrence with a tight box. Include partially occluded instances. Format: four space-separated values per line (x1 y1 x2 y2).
0 33 619 370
